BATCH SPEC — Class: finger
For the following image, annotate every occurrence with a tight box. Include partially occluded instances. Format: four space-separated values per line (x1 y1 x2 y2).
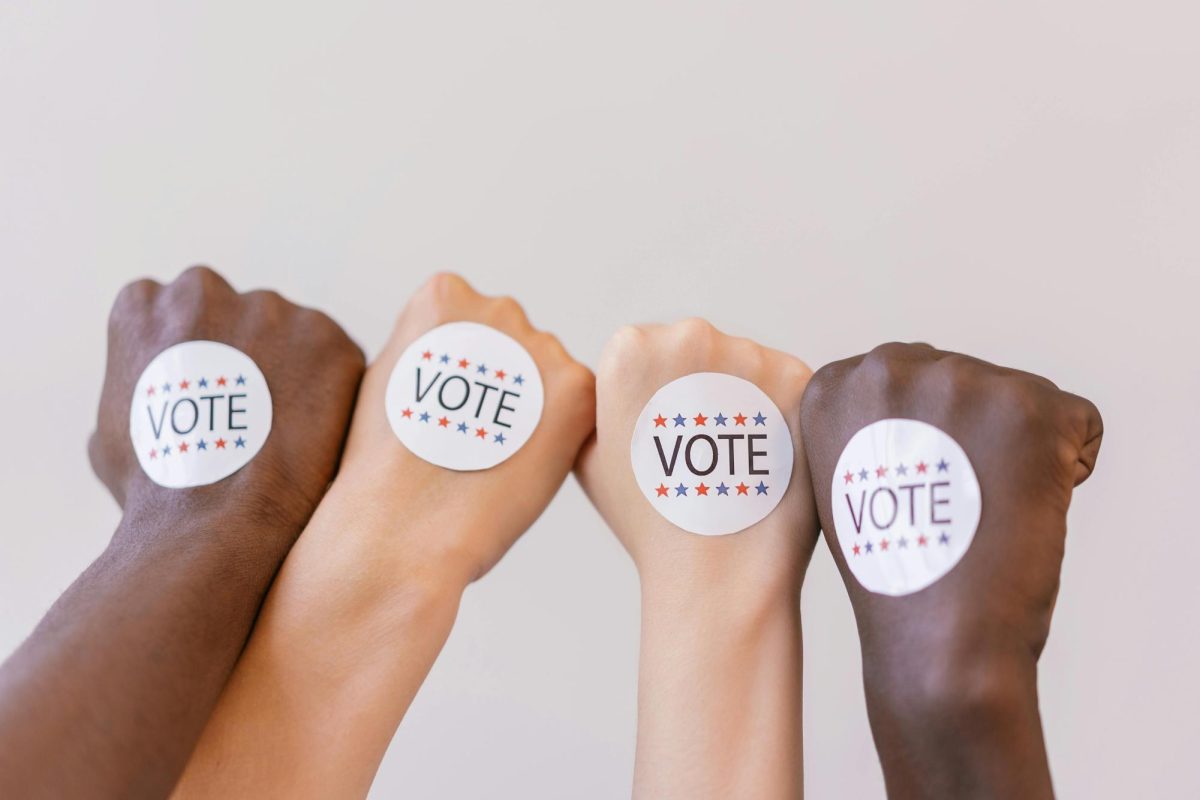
1063 392 1103 486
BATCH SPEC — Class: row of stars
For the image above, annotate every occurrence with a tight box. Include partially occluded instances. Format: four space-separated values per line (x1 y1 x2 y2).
653 412 766 428
147 436 247 459
419 351 525 385
843 460 949 483
653 481 769 497
146 375 246 396
851 531 951 555
399 407 507 444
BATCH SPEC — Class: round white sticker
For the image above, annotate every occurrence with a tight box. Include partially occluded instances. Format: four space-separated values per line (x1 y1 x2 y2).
830 418 982 596
129 341 273 488
630 372 794 536
385 322 544 471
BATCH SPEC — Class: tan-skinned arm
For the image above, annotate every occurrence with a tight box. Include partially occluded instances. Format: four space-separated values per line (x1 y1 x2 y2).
173 274 595 799
576 321 818 799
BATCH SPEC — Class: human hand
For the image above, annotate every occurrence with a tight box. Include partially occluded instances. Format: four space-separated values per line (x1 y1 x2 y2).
88 266 365 547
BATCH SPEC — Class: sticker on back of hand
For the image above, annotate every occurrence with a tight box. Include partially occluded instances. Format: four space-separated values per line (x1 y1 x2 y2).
630 373 794 536
831 419 982 596
129 341 272 488
385 322 544 471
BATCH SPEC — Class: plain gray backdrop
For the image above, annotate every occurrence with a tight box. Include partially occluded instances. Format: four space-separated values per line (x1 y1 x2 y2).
1 2 1196 797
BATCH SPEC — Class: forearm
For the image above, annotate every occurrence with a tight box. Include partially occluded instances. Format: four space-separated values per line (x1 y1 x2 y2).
174 479 468 799
633 568 804 800
862 637 1051 799
0 505 290 799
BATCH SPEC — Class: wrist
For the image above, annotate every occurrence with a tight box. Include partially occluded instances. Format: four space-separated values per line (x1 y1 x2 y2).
109 494 298 581
861 637 1049 797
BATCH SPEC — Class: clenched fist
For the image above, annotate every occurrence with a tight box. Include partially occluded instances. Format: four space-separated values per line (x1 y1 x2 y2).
89 265 365 539
173 274 597 800
0 266 364 800
577 319 816 799
800 342 1103 799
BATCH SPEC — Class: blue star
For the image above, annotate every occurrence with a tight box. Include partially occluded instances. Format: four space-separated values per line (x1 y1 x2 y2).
494 432 506 445
419 411 430 422
755 481 769 495
439 354 450 364
864 541 874 553
672 414 687 427
858 468 869 481
161 445 171 456
714 413 727 426
674 483 689 496
457 421 468 433
937 459 949 472
896 463 908 476
939 531 950 545
753 412 766 426
476 363 488 374
716 482 730 495
196 439 208 450
514 374 524 385
162 382 171 392
234 436 246 448
898 536 908 548
198 377 208 388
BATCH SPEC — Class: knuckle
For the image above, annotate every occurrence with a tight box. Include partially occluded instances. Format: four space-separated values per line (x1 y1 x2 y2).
422 271 472 300
672 317 717 340
599 325 645 367
173 265 226 290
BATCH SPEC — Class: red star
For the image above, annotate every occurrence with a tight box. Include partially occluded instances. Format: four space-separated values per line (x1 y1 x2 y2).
733 413 748 426
178 441 189 453
149 448 157 459
693 413 708 426
421 350 433 360
852 543 861 556
178 379 190 390
843 471 854 484
735 482 749 495
918 534 929 547
146 385 156 396
438 416 450 427
215 438 227 449
495 369 506 380
696 483 709 496
475 427 487 439
876 465 888 478
401 408 413 418
880 538 889 550
655 484 669 497
458 358 469 369
653 414 667 428
916 461 928 474
217 376 227 387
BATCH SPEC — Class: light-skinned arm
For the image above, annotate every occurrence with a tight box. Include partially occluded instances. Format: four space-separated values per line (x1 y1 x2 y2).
173 273 595 799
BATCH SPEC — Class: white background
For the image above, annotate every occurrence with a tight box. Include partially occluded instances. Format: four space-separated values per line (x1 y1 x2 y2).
1 3 1197 797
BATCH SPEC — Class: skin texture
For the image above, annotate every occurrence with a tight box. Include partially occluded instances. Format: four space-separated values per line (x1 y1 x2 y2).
799 342 1103 800
173 273 595 799
0 267 364 799
576 320 818 799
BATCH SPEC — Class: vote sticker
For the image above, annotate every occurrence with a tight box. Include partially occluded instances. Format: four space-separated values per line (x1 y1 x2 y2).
385 322 544 471
630 372 794 536
129 341 273 488
831 418 982 596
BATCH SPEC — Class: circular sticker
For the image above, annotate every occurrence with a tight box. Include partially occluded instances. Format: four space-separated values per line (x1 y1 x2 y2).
629 372 794 536
129 341 273 488
830 418 982 596
385 322 544 471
